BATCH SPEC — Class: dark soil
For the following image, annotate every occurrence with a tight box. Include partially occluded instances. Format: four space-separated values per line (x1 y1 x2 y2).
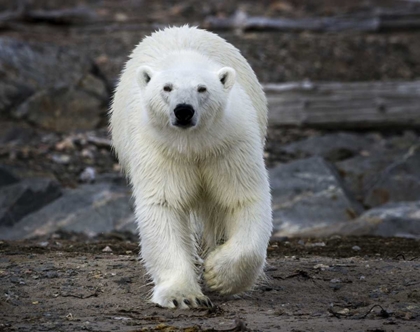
1 235 419 331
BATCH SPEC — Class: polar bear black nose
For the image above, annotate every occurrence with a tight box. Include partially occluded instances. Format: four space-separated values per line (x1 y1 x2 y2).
174 104 195 125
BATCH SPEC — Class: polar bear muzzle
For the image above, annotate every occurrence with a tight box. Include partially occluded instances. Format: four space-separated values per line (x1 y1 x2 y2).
173 103 195 128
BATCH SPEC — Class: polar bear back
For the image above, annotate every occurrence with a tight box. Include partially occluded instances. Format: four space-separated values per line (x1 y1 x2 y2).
120 26 267 140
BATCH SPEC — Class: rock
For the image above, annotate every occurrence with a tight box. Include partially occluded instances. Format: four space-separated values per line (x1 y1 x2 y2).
270 157 364 237
337 146 420 208
0 165 19 188
79 167 96 183
0 165 57 183
279 133 373 162
51 153 71 165
12 86 105 132
0 38 109 132
0 182 135 240
0 121 37 145
295 201 420 238
0 178 62 227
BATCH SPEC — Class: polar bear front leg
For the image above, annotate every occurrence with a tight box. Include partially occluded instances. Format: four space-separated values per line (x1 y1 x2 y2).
204 198 272 295
135 203 213 308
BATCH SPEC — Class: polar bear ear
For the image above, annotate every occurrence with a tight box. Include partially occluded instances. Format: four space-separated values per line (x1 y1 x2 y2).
136 65 155 89
217 67 236 91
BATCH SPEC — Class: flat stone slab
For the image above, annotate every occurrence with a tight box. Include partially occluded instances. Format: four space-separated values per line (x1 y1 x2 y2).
0 178 62 227
0 183 135 240
0 38 109 132
270 157 364 237
337 146 420 207
279 133 373 162
294 201 420 238
0 166 19 188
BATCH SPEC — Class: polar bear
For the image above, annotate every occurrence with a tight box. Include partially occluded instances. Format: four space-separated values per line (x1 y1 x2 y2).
110 26 272 309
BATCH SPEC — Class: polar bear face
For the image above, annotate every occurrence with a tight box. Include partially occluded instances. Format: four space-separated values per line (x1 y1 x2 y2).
136 65 236 131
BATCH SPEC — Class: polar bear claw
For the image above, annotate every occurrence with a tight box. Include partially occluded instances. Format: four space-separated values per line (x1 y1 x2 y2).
153 284 213 309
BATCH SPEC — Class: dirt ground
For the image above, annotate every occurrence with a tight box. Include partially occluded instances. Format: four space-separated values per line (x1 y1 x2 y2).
1 235 419 332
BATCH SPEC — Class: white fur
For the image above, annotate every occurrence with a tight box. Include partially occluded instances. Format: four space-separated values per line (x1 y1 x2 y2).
110 26 272 309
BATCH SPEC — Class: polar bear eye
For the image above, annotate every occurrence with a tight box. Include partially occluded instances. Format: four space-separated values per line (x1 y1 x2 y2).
163 84 173 92
197 86 207 93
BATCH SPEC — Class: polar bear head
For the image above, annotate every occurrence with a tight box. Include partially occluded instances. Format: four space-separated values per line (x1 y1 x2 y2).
136 61 236 131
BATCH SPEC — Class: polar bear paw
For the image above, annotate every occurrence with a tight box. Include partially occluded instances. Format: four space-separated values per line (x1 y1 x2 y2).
204 244 264 295
152 282 213 309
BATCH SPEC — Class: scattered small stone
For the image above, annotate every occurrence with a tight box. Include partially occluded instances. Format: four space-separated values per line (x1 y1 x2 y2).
45 271 59 279
79 167 96 183
329 235 341 240
305 242 326 247
55 138 75 151
51 154 71 165
102 246 112 252
330 278 341 283
81 148 94 159
336 308 350 315
37 241 49 247
87 136 112 149
112 316 132 320
352 245 361 251
313 264 329 270
360 275 366 281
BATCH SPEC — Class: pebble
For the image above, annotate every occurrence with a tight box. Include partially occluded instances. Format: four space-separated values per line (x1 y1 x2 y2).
313 264 329 270
51 154 71 165
79 167 96 183
306 242 326 247
102 246 112 252
352 245 361 251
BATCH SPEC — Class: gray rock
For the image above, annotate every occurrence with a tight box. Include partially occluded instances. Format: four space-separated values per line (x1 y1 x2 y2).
12 86 104 132
0 166 19 188
337 146 420 207
295 201 420 238
0 178 62 227
270 157 364 237
0 183 135 240
280 133 373 162
0 121 36 145
0 38 109 132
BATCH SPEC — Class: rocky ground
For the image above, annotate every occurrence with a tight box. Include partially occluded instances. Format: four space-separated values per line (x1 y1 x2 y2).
1 235 420 332
1 0 420 330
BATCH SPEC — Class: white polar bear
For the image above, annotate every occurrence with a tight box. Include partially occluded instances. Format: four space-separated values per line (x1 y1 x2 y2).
110 26 272 309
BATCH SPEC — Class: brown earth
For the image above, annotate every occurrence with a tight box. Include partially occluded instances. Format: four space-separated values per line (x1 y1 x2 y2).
1 235 419 331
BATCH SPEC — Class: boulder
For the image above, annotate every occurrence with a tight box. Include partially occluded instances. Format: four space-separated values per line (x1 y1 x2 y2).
0 178 62 227
0 182 135 240
0 38 109 132
0 121 37 145
279 133 373 162
337 146 420 207
294 201 420 238
12 86 104 132
0 165 19 188
270 157 364 237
